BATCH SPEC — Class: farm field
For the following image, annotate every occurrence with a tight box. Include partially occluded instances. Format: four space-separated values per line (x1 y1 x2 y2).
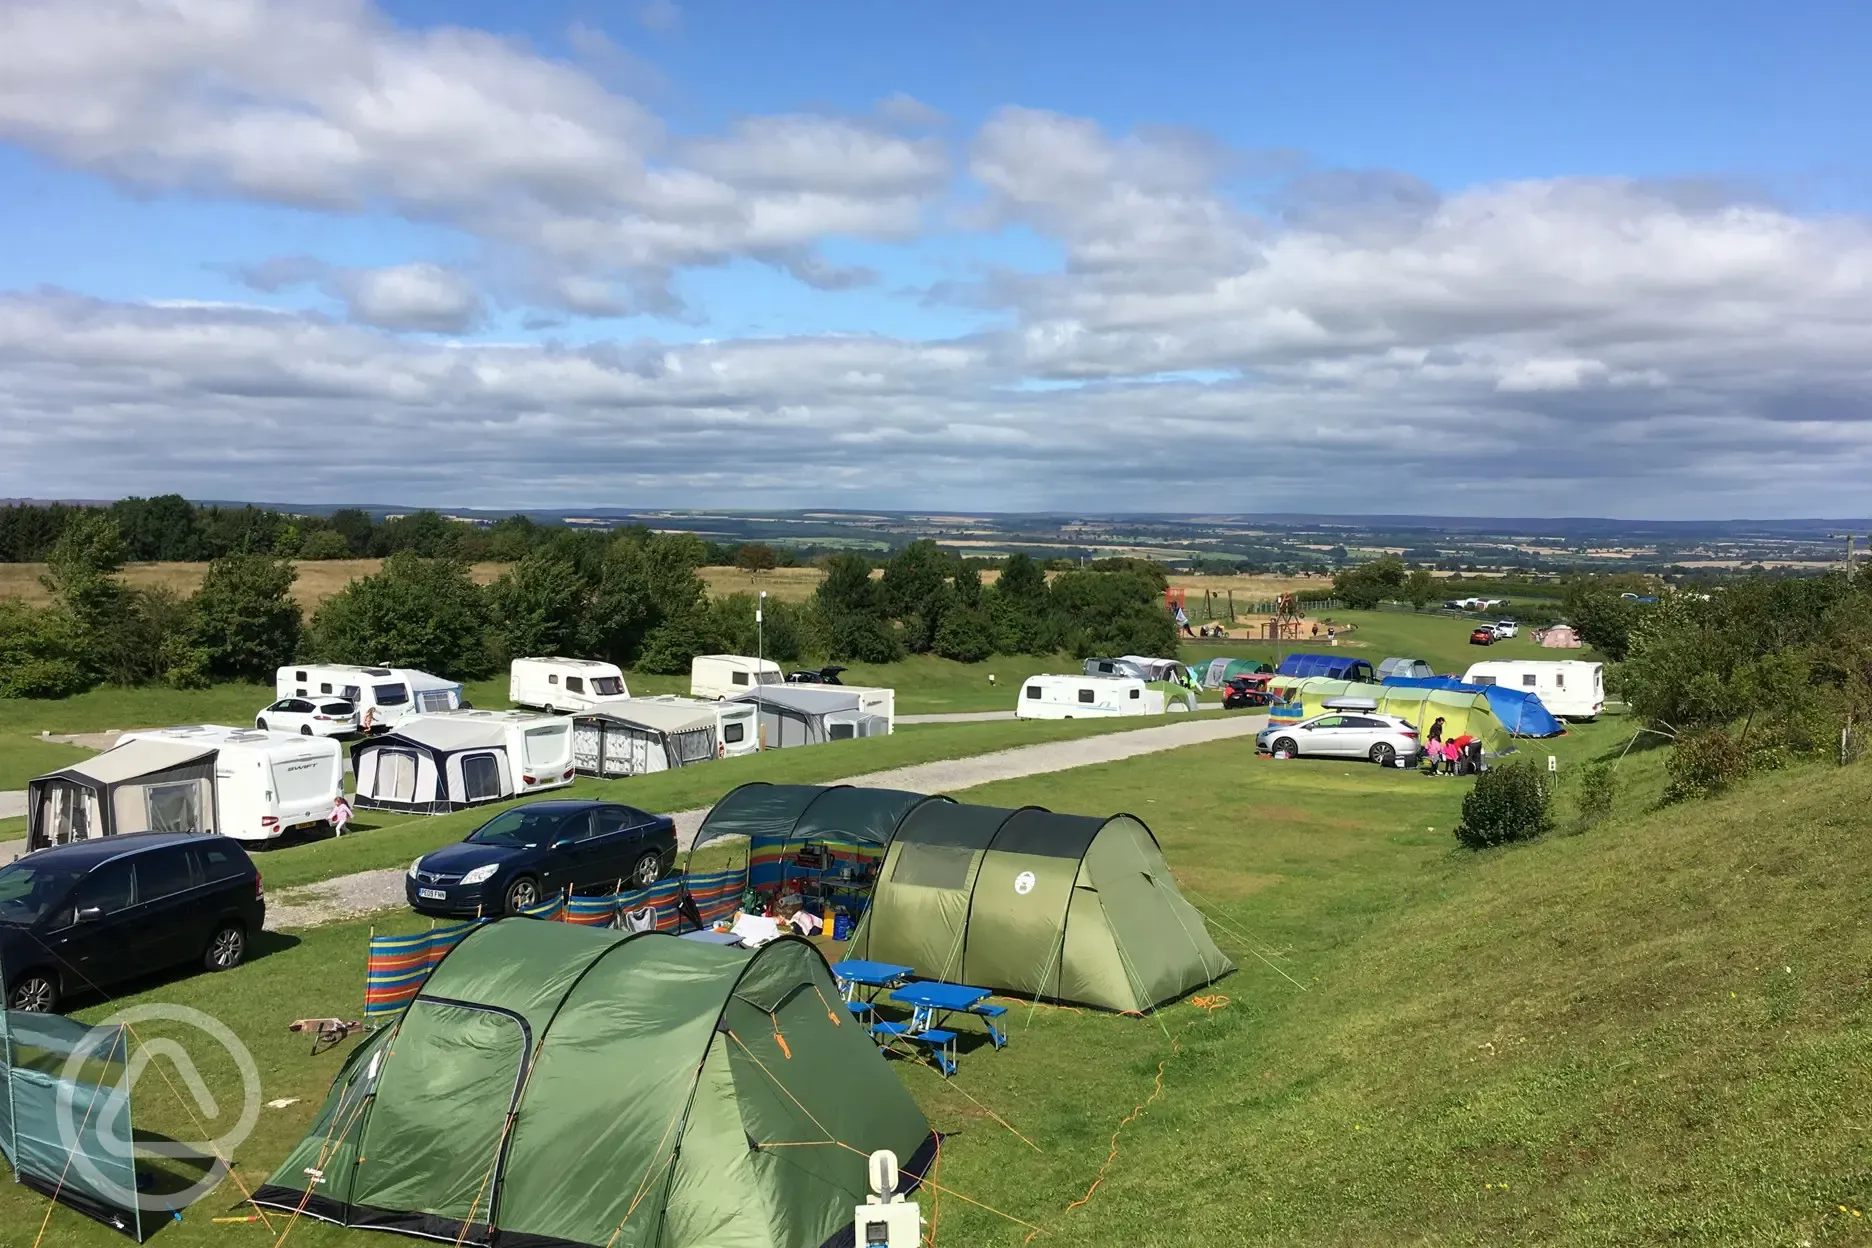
0 560 508 611
17 716 1870 1245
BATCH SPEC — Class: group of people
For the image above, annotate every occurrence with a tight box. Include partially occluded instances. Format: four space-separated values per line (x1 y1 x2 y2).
1421 717 1480 776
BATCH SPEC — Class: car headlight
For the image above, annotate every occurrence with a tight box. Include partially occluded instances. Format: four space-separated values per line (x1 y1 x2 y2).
459 864 499 886
407 858 423 879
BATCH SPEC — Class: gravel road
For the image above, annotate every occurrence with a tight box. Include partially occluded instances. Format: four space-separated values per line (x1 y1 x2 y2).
265 712 1265 930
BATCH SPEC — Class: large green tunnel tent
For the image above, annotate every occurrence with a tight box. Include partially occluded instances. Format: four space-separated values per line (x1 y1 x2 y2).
255 921 934 1248
849 801 1232 1013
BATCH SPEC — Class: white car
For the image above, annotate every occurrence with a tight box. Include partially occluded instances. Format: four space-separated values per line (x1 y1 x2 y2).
1257 701 1422 767
1491 620 1519 639
256 696 359 737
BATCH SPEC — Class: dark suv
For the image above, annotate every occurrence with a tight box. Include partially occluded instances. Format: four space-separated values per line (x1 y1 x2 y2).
0 833 266 1012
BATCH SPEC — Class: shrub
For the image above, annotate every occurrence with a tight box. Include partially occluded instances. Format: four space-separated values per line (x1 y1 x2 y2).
0 601 91 698
1454 762 1554 850
299 529 352 560
190 554 303 680
1572 759 1619 832
933 603 995 663
1663 729 1751 803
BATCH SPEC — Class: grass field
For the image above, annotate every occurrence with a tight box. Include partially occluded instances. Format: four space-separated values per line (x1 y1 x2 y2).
1184 607 1605 676
0 561 508 611
25 713 1872 1245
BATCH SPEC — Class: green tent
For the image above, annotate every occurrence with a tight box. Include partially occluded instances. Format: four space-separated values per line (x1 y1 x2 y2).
1269 677 1509 755
255 921 934 1248
0 1011 141 1239
848 801 1231 1013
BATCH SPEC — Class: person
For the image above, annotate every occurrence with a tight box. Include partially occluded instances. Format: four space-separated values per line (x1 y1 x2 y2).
359 704 376 733
1311 622 1320 639
330 794 352 838
1428 717 1445 747
1326 626 1336 646
1442 737 1460 775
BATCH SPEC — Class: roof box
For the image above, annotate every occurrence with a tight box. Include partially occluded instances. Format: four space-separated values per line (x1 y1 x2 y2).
1321 696 1379 712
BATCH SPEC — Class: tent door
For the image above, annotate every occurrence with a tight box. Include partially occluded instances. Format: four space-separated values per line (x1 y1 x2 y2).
40 784 102 845
460 753 504 803
376 750 419 803
572 722 603 775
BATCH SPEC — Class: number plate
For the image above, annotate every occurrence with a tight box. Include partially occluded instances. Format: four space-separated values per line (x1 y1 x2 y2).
417 888 448 901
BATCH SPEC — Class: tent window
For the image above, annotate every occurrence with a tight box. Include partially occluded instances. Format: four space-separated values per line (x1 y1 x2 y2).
377 750 419 802
1078 688 1095 704
890 843 974 890
145 782 201 834
462 754 503 802
724 722 745 743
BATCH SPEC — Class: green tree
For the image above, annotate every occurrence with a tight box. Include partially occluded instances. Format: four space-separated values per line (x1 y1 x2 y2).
1563 584 1640 661
329 508 375 556
986 553 1050 654
40 512 129 683
816 554 902 662
708 593 803 663
1404 568 1437 610
881 540 955 653
0 601 90 698
310 553 493 678
1332 556 1406 610
1048 569 1177 658
272 524 303 558
486 550 589 663
734 543 779 575
582 532 713 666
300 529 351 560
190 554 304 680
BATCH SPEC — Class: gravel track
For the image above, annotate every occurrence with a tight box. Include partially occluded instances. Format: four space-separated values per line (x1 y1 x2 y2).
264 713 1264 930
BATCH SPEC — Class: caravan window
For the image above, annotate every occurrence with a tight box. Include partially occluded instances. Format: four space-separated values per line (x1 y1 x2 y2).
416 689 454 713
523 726 569 766
723 722 745 744
732 671 749 686
373 683 409 707
1129 688 1141 699
565 676 585 694
1025 685 1041 700
320 682 333 694
295 670 307 682
548 674 559 686
343 685 362 702
145 782 202 834
592 676 624 696
1522 674 1537 688
1555 673 1566 688
375 750 419 802
757 670 781 685
461 754 502 802
1078 688 1096 704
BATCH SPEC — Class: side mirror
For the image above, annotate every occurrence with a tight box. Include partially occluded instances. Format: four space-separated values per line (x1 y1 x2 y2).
75 906 104 923
551 838 574 850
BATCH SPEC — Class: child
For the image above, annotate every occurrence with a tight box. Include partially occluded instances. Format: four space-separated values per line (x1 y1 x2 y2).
1441 738 1460 775
330 794 352 838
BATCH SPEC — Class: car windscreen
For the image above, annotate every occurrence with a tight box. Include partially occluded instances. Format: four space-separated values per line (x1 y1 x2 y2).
0 861 85 925
590 676 624 697
373 683 410 706
467 808 570 847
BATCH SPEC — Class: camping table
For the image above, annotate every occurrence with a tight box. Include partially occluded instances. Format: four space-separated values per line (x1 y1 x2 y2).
829 959 913 1003
881 981 1000 1077
680 930 744 946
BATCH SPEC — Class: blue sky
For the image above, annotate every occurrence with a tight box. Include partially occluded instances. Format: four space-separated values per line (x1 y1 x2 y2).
0 0 1869 514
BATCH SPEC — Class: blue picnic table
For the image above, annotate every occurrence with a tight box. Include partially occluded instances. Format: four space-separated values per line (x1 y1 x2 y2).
874 980 1009 1077
829 959 914 1002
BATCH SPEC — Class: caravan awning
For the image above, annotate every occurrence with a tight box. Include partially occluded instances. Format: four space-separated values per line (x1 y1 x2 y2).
728 686 861 714
49 739 216 786
581 699 718 736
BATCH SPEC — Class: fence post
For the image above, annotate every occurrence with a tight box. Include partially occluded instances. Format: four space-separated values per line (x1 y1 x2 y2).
1228 589 1235 623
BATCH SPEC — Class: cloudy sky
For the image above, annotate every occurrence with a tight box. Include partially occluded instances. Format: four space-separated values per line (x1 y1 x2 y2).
1 0 1869 517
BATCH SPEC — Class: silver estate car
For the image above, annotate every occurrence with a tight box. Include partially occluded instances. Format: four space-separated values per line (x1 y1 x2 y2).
1256 699 1422 767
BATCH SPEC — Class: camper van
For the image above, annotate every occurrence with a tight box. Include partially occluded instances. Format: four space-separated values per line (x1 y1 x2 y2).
1461 660 1604 720
638 695 760 757
509 658 629 713
115 725 344 841
1017 674 1166 720
690 655 783 700
352 710 575 814
275 664 462 729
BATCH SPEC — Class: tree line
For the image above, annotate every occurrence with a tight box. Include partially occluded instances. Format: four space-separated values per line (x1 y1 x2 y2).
0 518 1177 698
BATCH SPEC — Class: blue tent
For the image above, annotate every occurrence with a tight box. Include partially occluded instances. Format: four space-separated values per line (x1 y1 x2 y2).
1275 653 1376 682
1382 675 1565 738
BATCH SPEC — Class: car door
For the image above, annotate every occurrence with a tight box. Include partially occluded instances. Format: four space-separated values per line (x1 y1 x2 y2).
1338 716 1387 758
131 845 208 972
58 859 143 991
541 810 614 895
1297 715 1345 756
585 806 644 889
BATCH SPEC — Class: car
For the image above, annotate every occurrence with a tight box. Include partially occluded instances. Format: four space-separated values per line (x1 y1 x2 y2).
1256 705 1422 766
407 800 678 917
1469 627 1498 645
786 665 847 685
1491 620 1519 639
256 696 359 737
1221 676 1278 709
0 833 265 1013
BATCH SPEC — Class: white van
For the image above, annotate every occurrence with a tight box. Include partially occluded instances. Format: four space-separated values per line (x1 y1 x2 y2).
509 657 628 713
276 664 462 728
637 695 760 757
1016 674 1166 720
115 725 344 841
690 655 783 700
1462 660 1604 720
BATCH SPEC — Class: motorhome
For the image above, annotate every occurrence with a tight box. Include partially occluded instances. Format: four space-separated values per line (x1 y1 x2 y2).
509 657 629 713
1016 675 1166 720
690 655 784 700
637 694 760 757
1461 659 1605 720
85 725 343 843
351 710 574 814
275 664 462 728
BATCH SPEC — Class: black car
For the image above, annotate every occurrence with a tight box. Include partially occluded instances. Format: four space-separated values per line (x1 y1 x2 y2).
407 800 679 917
0 833 266 1013
1221 677 1277 710
786 665 847 685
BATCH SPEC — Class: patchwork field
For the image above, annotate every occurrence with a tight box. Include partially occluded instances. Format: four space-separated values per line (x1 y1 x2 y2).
0 560 508 611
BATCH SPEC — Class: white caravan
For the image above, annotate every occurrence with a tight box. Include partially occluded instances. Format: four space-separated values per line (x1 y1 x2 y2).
690 655 783 700
837 685 896 732
1462 659 1605 720
275 664 462 728
508 657 629 713
637 695 760 757
352 710 575 814
115 725 344 842
1016 674 1166 720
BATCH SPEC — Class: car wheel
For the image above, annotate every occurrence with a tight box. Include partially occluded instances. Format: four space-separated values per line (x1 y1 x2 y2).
205 923 246 971
255 718 268 731
300 725 313 736
1272 737 1298 757
629 852 661 888
504 876 540 914
8 971 57 1013
1370 743 1396 767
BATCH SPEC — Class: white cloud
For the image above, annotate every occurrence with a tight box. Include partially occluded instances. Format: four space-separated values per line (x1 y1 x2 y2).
331 264 485 333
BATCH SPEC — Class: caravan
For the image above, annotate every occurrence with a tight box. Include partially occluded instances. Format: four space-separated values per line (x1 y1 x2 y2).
1017 674 1166 720
637 695 759 757
116 726 344 841
690 655 783 700
352 711 575 814
1462 660 1604 720
573 700 722 777
275 664 462 729
509 658 628 713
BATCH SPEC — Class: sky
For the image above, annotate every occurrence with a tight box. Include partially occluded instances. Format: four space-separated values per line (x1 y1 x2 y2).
0 0 1869 517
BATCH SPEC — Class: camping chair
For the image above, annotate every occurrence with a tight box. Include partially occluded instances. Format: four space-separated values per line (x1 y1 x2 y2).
622 905 659 933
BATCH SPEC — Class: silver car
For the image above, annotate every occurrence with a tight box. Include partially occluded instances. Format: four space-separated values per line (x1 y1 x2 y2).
1257 703 1422 767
